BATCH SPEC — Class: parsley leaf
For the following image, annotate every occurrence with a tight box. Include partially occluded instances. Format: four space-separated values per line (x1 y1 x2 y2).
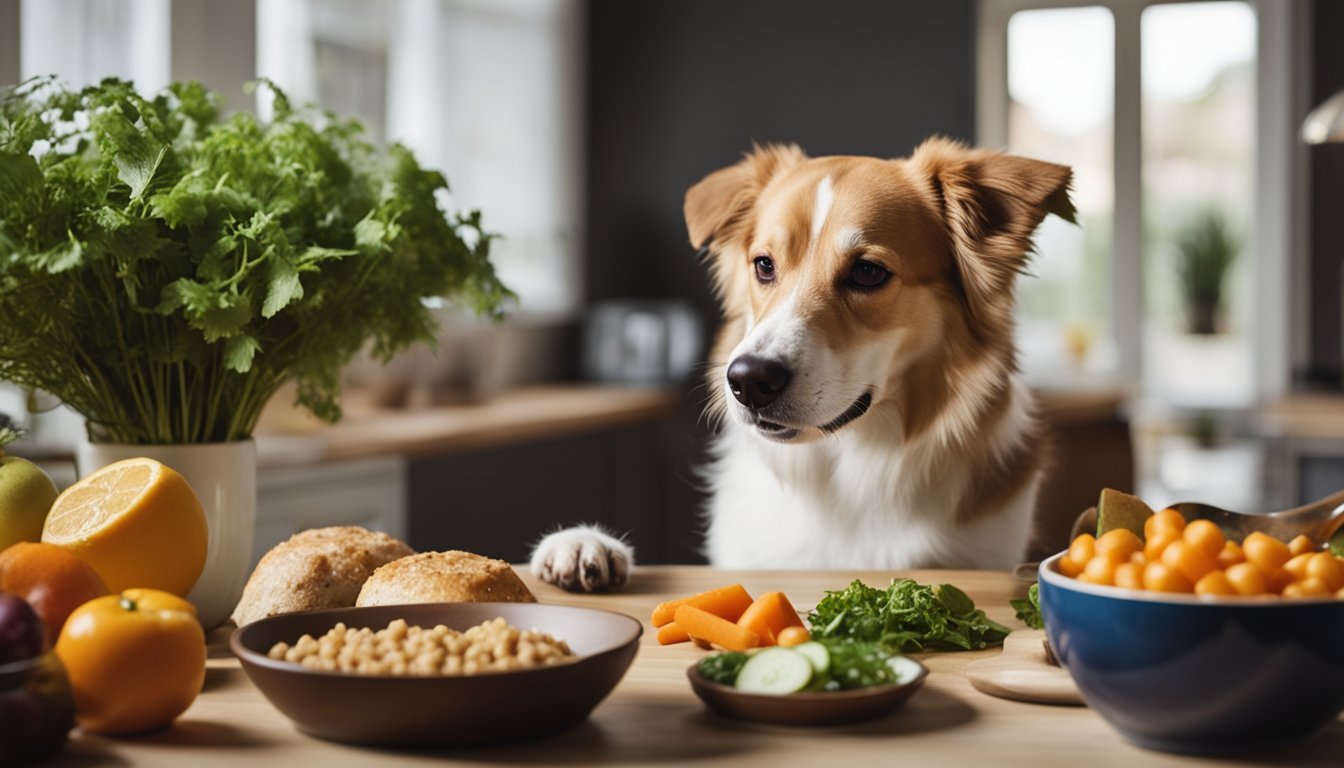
808 578 1011 653
1010 583 1044 629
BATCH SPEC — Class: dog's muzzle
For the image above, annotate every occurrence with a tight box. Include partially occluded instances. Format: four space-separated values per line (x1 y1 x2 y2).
726 353 875 439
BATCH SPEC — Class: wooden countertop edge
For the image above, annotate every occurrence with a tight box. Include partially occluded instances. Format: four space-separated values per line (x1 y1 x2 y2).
309 385 683 462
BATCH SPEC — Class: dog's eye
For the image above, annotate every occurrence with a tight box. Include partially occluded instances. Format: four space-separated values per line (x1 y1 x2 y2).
753 255 776 284
847 259 891 289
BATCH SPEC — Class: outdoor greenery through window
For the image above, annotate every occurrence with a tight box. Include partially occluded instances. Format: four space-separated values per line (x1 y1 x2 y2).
1007 6 1115 378
1000 1 1260 511
1140 1 1256 409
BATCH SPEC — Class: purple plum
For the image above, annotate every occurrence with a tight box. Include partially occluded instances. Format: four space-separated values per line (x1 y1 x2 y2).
0 595 44 665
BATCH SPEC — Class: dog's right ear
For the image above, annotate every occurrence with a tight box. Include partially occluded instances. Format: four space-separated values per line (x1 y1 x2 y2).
685 145 806 300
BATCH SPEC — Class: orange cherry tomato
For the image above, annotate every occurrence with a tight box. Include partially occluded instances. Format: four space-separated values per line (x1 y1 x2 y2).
54 589 205 735
1288 534 1317 557
1095 529 1144 562
1182 520 1225 560
776 625 811 647
1243 532 1291 574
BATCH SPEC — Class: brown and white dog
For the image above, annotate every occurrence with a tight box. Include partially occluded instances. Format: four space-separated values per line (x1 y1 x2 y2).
531 138 1073 590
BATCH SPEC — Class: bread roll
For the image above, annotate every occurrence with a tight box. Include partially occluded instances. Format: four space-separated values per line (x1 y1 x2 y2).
356 550 536 606
231 526 415 626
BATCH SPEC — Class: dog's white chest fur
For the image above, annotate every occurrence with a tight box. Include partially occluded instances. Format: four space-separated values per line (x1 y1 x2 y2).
703 402 1038 570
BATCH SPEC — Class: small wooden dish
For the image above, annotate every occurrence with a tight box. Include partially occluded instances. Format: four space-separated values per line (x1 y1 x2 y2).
686 656 928 726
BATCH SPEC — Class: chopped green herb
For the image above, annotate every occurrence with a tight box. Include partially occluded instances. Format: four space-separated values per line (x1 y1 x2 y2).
696 651 749 685
808 578 1011 653
1010 583 1044 629
815 639 898 690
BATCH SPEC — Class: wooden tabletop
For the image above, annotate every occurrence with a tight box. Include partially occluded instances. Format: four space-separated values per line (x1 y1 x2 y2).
51 567 1344 767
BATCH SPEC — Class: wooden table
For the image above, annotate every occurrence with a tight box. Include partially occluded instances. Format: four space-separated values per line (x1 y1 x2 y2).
51 567 1344 767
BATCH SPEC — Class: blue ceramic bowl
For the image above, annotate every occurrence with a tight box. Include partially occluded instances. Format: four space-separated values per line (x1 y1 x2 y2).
1039 552 1344 755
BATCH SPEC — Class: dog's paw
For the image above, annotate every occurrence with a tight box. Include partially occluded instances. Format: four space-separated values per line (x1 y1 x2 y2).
529 525 634 593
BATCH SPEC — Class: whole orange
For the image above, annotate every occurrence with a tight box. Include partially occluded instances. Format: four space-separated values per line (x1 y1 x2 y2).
55 589 205 735
0 542 108 644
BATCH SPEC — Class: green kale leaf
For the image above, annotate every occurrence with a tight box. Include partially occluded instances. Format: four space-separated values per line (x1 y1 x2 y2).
808 577 1011 653
1010 583 1044 630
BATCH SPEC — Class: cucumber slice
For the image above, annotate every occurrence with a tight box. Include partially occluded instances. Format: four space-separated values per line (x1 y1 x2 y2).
887 656 922 685
734 647 814 695
792 641 830 675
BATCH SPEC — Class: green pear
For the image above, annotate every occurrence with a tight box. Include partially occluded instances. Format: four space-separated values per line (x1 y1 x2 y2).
0 430 59 552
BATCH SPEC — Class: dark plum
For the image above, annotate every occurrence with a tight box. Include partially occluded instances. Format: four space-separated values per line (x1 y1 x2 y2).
0 594 44 665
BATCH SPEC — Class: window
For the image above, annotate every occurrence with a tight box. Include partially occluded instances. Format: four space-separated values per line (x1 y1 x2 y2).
1006 7 1116 377
257 0 583 316
1140 2 1256 408
980 0 1302 511
20 0 170 91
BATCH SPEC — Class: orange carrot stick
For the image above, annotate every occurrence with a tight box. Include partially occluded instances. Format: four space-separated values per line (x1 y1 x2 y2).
735 591 805 646
674 604 762 652
656 622 691 645
651 583 754 627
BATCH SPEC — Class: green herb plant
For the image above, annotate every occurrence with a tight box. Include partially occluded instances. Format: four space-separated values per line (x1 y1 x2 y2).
1172 208 1238 335
809 578 1011 652
0 77 509 444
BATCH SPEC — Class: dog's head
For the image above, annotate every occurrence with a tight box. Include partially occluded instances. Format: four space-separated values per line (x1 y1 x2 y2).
686 137 1074 443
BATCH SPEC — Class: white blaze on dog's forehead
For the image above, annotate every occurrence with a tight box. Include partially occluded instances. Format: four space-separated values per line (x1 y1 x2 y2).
810 175 834 241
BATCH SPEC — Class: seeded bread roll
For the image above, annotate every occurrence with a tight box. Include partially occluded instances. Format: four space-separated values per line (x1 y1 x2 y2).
355 550 536 606
231 526 415 626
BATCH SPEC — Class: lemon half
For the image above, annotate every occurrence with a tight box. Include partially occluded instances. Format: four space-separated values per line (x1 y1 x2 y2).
42 458 207 596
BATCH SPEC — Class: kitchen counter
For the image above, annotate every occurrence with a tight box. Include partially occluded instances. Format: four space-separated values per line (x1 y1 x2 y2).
50 567 1344 766
255 384 681 464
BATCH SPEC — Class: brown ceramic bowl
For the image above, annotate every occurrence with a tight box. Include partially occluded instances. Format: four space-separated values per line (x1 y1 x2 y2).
231 602 642 747
686 655 929 726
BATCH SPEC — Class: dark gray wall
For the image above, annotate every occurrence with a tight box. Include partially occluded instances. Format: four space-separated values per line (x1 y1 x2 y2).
1309 0 1344 380
584 0 978 322
0 0 17 87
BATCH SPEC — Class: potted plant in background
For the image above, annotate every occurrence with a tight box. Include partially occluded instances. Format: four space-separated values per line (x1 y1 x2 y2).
0 78 509 627
1173 208 1239 335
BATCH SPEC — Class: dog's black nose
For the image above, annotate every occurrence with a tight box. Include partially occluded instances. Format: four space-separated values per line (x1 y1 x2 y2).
726 355 791 409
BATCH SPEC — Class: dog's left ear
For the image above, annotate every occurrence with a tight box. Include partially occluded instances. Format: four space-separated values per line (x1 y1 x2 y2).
909 137 1074 326
685 144 807 305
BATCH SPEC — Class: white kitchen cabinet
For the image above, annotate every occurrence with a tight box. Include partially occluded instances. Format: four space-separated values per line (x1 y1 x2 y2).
253 456 407 567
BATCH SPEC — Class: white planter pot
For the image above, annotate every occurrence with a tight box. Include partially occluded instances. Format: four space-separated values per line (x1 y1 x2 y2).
76 440 256 630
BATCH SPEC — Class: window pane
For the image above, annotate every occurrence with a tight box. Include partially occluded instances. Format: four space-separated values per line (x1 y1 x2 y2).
20 0 170 92
1007 7 1115 378
257 0 581 314
1140 1 1256 408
